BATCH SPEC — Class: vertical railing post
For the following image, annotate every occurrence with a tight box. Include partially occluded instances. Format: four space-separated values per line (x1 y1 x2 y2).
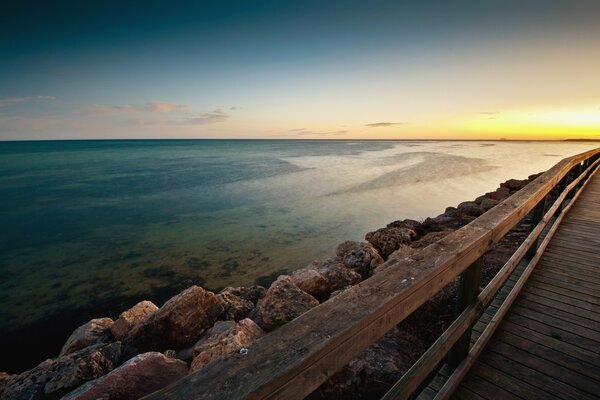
525 195 547 261
448 257 483 369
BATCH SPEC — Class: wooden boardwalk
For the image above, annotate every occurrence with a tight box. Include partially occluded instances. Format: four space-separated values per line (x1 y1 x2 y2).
450 171 600 399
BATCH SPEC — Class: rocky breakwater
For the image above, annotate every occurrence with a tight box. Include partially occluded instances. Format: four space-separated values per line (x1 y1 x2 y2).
0 173 542 400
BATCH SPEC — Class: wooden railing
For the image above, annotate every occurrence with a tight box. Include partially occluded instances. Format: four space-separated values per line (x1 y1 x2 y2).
145 147 600 400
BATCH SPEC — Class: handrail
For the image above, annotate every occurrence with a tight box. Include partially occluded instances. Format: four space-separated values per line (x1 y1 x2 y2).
144 147 600 400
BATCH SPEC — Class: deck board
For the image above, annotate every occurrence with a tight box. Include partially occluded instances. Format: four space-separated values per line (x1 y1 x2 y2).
451 170 600 399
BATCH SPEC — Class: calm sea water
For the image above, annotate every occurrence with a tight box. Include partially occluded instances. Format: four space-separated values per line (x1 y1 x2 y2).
0 140 597 370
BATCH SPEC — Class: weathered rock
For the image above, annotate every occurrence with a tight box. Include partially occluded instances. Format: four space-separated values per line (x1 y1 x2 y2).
501 178 528 192
61 352 188 400
60 318 114 357
410 230 452 248
0 372 11 397
365 227 416 258
3 342 121 400
313 259 362 291
336 240 384 278
126 285 223 353
456 201 483 217
190 318 264 372
110 301 158 341
291 267 330 301
218 286 265 304
217 291 254 321
480 197 500 211
386 244 417 262
322 328 423 398
386 219 422 231
258 276 319 331
487 186 511 201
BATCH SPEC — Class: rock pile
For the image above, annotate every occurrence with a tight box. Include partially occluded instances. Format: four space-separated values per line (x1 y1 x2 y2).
0 173 540 400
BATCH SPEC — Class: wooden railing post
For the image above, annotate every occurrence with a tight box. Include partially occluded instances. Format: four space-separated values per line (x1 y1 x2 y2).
525 195 547 261
448 257 482 369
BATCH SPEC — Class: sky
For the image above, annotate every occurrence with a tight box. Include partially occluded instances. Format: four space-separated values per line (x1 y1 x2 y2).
1 0 599 140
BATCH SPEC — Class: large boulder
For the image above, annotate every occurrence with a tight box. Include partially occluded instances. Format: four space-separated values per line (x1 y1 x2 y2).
190 318 264 372
291 267 330 301
61 352 188 400
365 227 416 259
259 276 319 331
2 342 121 400
217 291 255 321
59 318 114 357
126 286 223 353
480 197 499 212
110 301 158 341
486 186 511 201
336 240 384 278
501 178 528 192
456 201 483 217
0 372 11 397
313 259 362 291
410 231 452 249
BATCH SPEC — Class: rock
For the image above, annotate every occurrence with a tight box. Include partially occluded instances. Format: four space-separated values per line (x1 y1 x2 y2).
291 267 330 301
487 186 511 201
335 240 384 278
110 301 158 341
258 276 319 331
61 352 188 400
501 178 528 192
190 319 264 372
322 328 423 398
313 259 362 291
365 227 416 258
480 197 499 211
386 219 422 231
0 372 11 397
410 231 452 248
456 201 483 217
2 342 121 400
386 244 417 262
126 285 223 353
217 291 255 321
218 286 265 304
60 318 114 357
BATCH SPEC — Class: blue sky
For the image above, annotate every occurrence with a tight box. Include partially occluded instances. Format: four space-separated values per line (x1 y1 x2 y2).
1 0 599 139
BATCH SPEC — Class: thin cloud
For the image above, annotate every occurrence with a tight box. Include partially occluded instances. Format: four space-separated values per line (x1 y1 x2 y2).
478 111 500 115
365 122 404 128
0 96 55 107
131 109 230 126
291 128 347 136
86 101 189 116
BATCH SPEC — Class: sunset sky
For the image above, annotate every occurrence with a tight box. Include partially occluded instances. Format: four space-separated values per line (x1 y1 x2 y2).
1 0 599 140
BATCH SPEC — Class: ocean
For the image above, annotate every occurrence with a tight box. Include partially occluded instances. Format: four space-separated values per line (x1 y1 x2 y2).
0 139 597 371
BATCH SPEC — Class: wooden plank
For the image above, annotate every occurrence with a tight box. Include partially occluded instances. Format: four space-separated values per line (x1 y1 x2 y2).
514 298 600 332
485 330 600 382
489 303 600 343
471 360 559 400
478 348 597 400
459 371 522 400
518 279 600 305
531 268 599 291
485 341 600 396
519 286 599 312
517 291 600 323
503 313 600 354
473 319 600 362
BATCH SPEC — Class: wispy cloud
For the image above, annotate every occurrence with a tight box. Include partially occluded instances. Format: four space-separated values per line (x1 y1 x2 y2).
478 111 499 115
365 121 404 128
290 128 347 136
0 96 55 107
86 101 188 116
130 109 230 126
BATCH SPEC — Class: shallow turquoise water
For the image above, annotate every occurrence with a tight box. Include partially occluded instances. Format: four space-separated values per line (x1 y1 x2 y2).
0 139 597 370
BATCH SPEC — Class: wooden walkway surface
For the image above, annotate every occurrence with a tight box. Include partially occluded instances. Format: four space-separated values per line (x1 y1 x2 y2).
450 171 600 399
